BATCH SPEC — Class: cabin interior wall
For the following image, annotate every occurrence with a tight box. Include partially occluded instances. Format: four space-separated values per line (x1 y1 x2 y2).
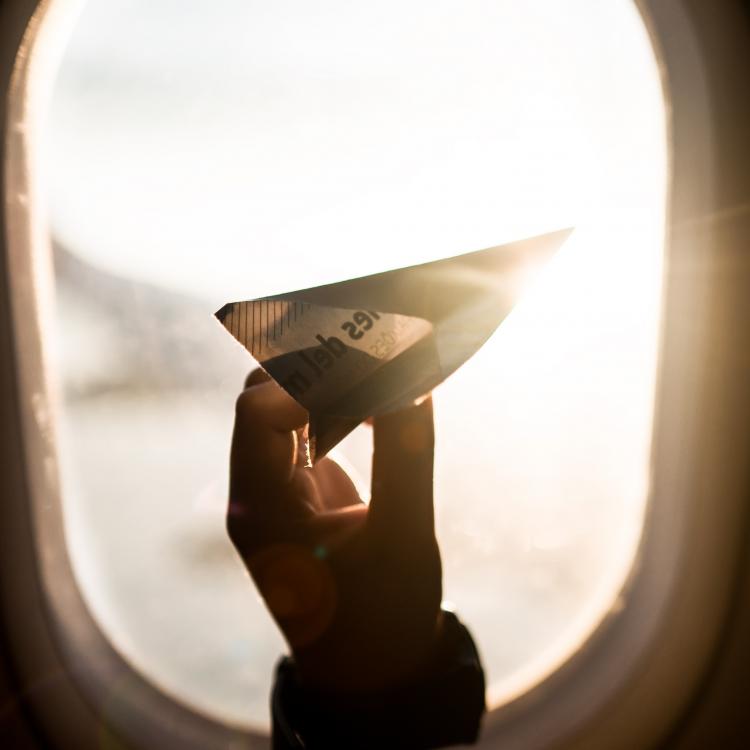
657 0 750 746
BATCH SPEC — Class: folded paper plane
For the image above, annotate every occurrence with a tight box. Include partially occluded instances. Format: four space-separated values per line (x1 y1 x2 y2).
216 228 572 461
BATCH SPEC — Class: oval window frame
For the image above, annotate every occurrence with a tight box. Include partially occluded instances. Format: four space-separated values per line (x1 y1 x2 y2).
2 1 750 748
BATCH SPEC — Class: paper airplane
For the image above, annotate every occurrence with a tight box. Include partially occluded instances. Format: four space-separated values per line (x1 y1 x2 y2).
216 228 572 461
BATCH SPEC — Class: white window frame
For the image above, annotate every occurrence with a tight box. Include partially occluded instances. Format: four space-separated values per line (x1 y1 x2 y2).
2 0 750 747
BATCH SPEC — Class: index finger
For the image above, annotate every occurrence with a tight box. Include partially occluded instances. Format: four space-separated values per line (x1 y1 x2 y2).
229 377 308 519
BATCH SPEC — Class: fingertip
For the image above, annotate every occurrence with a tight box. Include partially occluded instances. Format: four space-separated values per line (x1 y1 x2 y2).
234 384 261 422
415 392 432 409
244 367 271 390
372 396 434 457
235 378 308 430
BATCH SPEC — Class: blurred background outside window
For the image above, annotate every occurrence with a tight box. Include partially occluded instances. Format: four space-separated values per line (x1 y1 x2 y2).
44 0 666 730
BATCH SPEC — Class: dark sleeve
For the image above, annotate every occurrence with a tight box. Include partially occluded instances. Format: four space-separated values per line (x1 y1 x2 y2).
270 610 486 750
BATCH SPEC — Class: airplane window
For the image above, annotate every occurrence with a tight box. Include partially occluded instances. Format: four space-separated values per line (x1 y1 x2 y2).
44 0 666 731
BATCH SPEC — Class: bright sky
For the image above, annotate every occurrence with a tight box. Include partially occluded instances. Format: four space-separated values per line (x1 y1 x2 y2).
46 0 664 306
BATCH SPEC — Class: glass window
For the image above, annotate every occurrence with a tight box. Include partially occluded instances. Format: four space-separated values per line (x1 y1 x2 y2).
44 0 666 730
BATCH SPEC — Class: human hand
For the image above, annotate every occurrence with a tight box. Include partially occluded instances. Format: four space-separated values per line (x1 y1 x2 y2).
227 369 442 693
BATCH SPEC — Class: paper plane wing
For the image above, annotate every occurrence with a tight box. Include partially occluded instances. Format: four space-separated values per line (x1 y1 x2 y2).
216 227 571 460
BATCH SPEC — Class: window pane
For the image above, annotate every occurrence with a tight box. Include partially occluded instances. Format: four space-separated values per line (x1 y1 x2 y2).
45 0 665 729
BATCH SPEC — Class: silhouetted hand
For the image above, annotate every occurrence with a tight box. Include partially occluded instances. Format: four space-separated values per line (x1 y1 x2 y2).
227 369 442 692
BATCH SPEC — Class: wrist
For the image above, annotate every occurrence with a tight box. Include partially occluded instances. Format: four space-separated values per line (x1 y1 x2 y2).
293 609 446 695
272 609 486 749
